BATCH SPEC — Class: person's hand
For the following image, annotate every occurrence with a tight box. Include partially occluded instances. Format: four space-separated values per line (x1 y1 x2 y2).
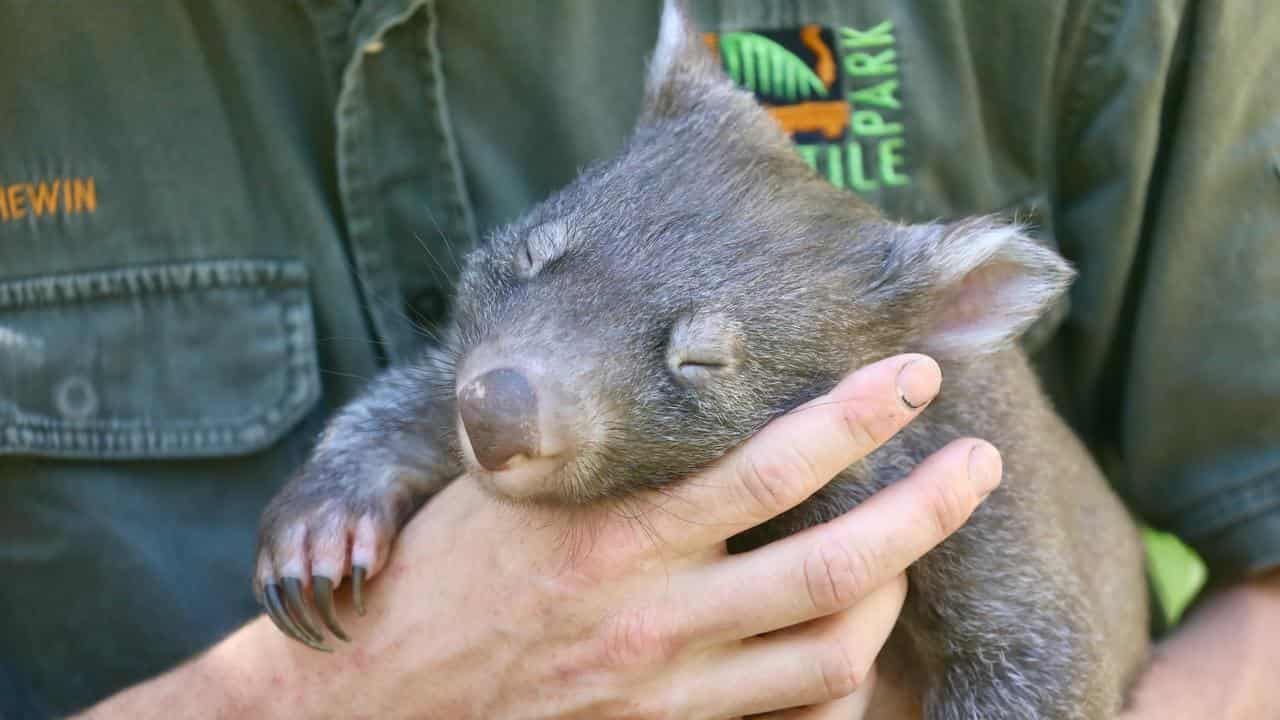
1118 569 1280 720
288 352 998 720
83 354 1001 719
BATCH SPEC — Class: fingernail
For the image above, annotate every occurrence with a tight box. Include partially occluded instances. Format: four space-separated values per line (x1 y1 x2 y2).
896 357 941 410
968 442 1003 497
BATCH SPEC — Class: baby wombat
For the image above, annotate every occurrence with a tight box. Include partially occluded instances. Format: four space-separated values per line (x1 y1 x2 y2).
255 3 1148 718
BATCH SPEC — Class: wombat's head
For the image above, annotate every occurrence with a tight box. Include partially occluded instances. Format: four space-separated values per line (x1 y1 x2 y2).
447 1 1072 504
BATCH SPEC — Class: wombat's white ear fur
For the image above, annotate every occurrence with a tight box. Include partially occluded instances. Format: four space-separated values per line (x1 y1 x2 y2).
644 0 729 116
648 0 694 89
888 218 1075 355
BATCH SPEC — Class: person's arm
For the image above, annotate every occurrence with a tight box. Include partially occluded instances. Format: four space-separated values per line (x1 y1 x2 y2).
1052 1 1280 713
72 615 318 720
1120 568 1280 719
77 354 998 719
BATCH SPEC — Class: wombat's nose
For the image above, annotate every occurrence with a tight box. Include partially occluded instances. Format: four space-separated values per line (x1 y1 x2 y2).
457 368 541 470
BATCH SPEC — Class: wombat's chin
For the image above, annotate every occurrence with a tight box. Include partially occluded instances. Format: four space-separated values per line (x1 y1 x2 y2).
467 455 581 504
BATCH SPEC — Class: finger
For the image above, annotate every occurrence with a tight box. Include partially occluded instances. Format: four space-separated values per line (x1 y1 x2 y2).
312 576 350 642
352 514 390 577
272 523 310 580
640 354 942 553
749 668 877 719
308 515 351 586
684 576 903 718
673 438 1000 643
282 577 326 643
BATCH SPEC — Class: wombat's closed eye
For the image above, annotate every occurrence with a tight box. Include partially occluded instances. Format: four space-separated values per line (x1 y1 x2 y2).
667 312 740 386
512 220 570 279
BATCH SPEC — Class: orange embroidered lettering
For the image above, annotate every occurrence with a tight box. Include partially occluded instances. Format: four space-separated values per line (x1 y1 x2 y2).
73 177 96 213
32 180 60 216
0 176 99 222
8 185 28 219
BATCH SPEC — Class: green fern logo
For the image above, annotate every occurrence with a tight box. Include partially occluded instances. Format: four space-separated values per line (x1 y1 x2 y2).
718 32 826 101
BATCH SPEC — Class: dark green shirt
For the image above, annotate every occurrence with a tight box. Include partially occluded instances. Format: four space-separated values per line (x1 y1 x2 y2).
2 1 1278 714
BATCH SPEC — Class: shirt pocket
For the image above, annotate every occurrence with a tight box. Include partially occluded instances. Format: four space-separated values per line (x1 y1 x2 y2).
0 259 320 459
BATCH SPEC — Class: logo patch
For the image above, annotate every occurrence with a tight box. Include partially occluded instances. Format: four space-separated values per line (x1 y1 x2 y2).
704 21 909 192
0 176 97 222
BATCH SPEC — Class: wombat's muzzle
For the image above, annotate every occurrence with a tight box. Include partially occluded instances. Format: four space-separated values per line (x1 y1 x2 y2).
457 367 541 471
454 346 599 500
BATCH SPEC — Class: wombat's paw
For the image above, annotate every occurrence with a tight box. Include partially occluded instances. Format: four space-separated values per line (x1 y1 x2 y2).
254 480 408 651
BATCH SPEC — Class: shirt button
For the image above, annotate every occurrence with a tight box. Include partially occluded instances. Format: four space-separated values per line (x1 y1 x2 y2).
54 375 98 421
364 39 386 55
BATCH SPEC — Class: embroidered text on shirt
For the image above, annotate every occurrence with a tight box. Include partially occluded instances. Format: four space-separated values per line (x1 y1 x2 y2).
706 20 910 193
0 177 97 222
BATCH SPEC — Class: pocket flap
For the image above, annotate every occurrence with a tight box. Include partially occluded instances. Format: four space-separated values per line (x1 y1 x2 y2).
0 259 321 459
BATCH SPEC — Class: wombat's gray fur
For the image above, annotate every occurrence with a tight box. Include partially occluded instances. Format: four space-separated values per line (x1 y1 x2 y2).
256 3 1148 717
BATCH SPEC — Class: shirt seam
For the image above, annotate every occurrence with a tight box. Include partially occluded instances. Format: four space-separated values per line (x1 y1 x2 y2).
420 0 478 254
1059 0 1125 150
1166 467 1280 543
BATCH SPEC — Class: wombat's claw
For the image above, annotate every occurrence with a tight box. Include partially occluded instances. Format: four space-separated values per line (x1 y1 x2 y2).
312 577 350 641
352 565 367 617
256 500 390 642
264 583 332 652
282 577 326 643
263 584 303 640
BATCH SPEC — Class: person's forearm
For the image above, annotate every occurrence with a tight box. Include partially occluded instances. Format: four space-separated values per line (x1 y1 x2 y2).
1122 568 1280 719
75 616 323 720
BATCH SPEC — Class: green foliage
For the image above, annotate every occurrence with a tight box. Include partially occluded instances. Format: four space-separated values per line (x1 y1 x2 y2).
718 32 826 101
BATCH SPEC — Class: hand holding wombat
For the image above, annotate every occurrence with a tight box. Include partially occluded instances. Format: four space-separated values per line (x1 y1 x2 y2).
255 3 1148 717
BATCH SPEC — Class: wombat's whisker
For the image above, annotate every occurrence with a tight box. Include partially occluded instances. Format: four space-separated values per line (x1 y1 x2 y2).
319 368 374 382
341 257 447 346
635 486 722 529
609 496 675 572
412 231 462 281
417 208 466 275
314 335 396 347
552 514 607 570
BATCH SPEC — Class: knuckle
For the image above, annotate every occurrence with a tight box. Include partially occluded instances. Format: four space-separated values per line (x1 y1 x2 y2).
597 607 680 670
817 637 865 700
838 397 890 451
920 471 977 540
888 572 909 601
802 540 875 614
737 446 814 517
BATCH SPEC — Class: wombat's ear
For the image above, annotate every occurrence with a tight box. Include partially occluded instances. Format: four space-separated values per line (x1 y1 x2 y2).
876 217 1075 356
643 0 733 117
